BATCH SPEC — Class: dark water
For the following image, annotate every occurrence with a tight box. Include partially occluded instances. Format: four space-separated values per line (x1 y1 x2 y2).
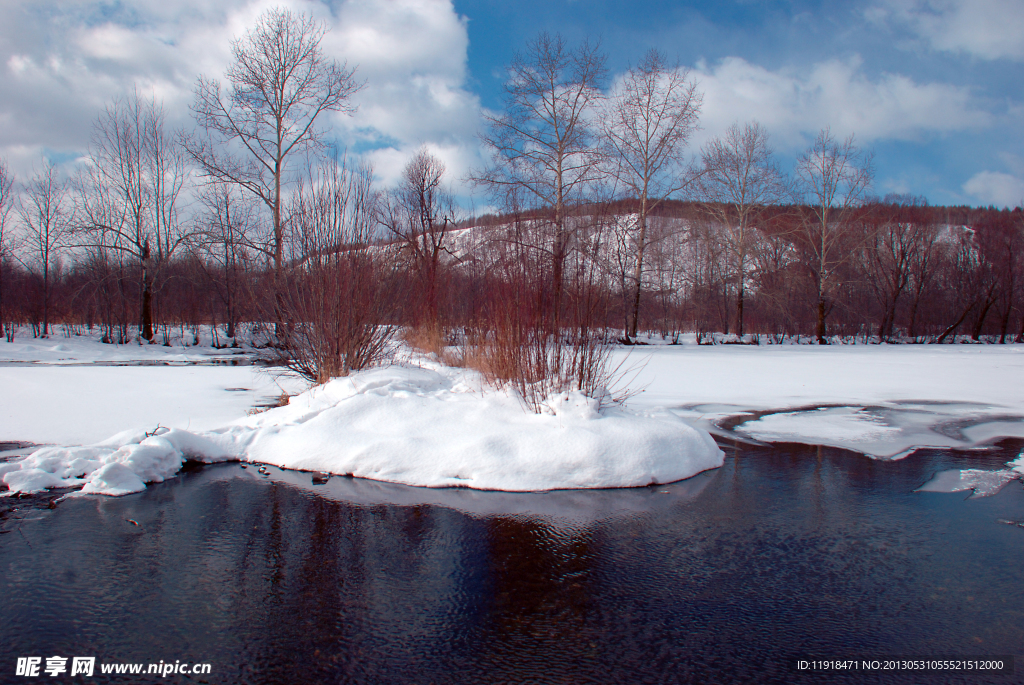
2 441 1023 684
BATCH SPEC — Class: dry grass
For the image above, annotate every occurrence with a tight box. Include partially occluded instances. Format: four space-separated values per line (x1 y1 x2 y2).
401 323 448 358
246 392 292 415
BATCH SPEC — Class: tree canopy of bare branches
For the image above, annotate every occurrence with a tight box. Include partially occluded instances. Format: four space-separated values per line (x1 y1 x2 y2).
795 128 873 343
282 154 395 382
186 7 362 295
191 184 262 338
475 32 606 331
604 49 702 340
78 90 187 340
19 163 74 337
0 158 14 338
380 148 458 332
697 122 789 336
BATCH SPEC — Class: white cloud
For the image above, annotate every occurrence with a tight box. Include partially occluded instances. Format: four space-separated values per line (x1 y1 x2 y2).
872 0 1024 60
689 55 991 152
0 0 483 192
963 171 1024 207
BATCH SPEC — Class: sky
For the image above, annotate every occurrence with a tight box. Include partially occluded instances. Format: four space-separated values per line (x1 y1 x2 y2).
1 0 1022 209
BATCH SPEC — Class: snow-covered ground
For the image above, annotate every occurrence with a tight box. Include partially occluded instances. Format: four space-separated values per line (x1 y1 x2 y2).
615 341 1024 458
0 333 304 445
3 330 1024 497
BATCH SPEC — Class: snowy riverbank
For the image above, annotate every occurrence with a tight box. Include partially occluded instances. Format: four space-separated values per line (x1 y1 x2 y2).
4 332 1024 497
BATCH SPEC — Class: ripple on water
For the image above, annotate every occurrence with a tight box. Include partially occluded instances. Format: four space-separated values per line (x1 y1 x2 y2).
1 439 1022 684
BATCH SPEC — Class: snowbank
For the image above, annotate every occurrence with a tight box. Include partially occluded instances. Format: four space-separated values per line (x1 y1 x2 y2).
1 363 724 495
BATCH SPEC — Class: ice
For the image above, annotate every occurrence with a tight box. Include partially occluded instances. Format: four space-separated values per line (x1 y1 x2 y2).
615 344 1024 459
737 407 900 448
0 365 306 445
917 467 1021 498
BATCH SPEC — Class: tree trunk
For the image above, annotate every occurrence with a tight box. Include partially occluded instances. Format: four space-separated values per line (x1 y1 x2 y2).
816 296 826 344
141 240 153 341
971 297 994 340
628 196 650 340
42 259 49 338
736 287 744 337
937 302 975 343
736 250 745 337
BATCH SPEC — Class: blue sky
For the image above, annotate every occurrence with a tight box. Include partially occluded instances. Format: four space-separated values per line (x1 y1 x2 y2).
1 0 1021 207
453 0 1024 207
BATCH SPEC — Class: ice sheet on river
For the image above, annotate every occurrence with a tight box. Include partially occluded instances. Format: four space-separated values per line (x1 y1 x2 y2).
616 343 1024 459
728 404 1024 459
917 456 1024 498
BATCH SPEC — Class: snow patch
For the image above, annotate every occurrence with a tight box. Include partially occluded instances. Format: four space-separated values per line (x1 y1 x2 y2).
737 407 900 445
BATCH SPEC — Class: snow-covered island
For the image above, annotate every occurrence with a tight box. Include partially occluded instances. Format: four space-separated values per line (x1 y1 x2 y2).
0 338 723 495
4 332 1024 498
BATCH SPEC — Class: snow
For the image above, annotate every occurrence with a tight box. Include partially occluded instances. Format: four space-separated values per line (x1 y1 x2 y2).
0 332 302 445
5 331 1024 496
1 360 724 495
917 455 1024 498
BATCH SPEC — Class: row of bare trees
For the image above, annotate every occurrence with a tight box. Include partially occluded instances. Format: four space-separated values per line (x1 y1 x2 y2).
1 15 1023 405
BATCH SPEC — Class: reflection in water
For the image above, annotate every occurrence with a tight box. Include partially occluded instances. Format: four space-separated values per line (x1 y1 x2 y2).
1 440 1022 684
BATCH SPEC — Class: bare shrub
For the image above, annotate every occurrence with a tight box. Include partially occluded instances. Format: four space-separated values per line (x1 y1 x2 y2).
463 216 618 413
280 154 396 384
469 308 616 413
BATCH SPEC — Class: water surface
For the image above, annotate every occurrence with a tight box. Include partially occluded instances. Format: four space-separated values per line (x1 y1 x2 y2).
2 440 1022 684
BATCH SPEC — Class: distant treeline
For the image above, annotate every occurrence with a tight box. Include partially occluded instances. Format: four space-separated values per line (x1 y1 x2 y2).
1 199 1022 346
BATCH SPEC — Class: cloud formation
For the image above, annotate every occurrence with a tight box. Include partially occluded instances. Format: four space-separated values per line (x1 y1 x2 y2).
963 171 1024 207
690 55 991 152
0 0 1014 206
872 0 1024 60
0 0 482 188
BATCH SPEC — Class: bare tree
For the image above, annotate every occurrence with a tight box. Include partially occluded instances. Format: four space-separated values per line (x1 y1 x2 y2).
697 122 789 336
380 147 458 337
475 32 606 332
604 49 702 341
795 128 873 343
186 7 362 332
78 91 187 340
0 159 14 339
19 163 74 337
